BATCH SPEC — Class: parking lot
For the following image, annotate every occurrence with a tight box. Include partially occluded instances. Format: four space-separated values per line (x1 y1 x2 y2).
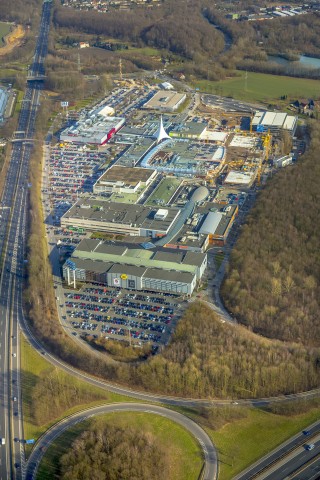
44 147 107 224
61 284 186 347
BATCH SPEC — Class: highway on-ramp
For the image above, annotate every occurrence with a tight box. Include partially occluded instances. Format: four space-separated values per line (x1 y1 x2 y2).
24 403 218 480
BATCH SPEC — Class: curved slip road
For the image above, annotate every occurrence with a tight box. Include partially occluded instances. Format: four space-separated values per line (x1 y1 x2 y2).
25 403 218 480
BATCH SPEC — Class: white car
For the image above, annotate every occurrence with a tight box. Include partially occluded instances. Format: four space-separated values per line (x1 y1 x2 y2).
12 353 16 358
1 438 5 445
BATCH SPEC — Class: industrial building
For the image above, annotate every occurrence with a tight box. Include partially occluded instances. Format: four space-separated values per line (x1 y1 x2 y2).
143 90 187 112
93 166 157 194
62 239 207 295
252 111 297 135
61 199 181 238
60 104 125 144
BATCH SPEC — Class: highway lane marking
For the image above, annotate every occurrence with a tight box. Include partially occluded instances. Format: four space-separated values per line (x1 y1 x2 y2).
287 452 320 479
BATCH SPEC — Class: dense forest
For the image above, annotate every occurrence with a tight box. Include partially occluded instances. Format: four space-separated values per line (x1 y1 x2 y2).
53 1 225 61
59 423 168 480
222 121 320 347
127 302 320 398
253 13 320 57
0 0 42 24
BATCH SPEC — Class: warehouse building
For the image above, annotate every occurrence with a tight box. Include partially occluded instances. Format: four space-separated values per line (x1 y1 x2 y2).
60 104 125 144
61 199 180 238
252 111 297 135
93 166 157 194
143 90 186 112
62 239 207 295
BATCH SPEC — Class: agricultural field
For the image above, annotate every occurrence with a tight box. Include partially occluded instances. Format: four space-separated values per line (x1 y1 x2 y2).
193 71 320 104
145 177 181 206
0 22 12 47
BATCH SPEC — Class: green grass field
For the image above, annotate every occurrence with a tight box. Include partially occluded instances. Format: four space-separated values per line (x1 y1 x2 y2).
212 407 320 480
129 46 161 57
176 405 320 480
193 71 320 104
145 177 181 206
36 412 203 480
0 22 12 47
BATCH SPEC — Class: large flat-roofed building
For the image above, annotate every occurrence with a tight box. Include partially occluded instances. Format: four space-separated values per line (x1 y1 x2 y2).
224 170 255 187
170 121 207 139
63 257 197 295
61 199 180 238
60 104 125 144
62 239 207 295
93 166 157 194
143 90 186 112
72 239 207 278
252 111 297 135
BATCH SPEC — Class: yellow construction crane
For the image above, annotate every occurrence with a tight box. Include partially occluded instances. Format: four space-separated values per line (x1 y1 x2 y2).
261 130 272 160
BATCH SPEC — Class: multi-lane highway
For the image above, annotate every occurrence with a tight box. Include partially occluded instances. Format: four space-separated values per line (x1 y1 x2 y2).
0 1 52 479
24 403 218 480
234 421 320 480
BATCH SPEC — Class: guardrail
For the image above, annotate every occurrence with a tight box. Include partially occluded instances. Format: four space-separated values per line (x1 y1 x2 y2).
247 432 320 479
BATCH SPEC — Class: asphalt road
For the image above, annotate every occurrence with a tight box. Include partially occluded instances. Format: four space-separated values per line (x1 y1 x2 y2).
234 421 320 480
0 1 52 478
24 403 218 480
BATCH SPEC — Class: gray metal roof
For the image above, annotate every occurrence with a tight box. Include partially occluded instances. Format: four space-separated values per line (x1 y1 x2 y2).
199 212 223 235
108 264 147 277
144 268 194 284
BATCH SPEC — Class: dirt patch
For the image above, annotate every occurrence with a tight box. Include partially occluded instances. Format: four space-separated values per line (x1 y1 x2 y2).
0 24 25 56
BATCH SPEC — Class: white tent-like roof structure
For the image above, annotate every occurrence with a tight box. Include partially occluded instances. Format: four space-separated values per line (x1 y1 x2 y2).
154 116 170 144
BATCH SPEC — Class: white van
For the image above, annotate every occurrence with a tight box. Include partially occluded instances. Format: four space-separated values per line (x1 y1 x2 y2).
1 438 5 445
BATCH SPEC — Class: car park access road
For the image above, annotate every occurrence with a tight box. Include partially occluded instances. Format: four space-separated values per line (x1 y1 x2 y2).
24 403 218 480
